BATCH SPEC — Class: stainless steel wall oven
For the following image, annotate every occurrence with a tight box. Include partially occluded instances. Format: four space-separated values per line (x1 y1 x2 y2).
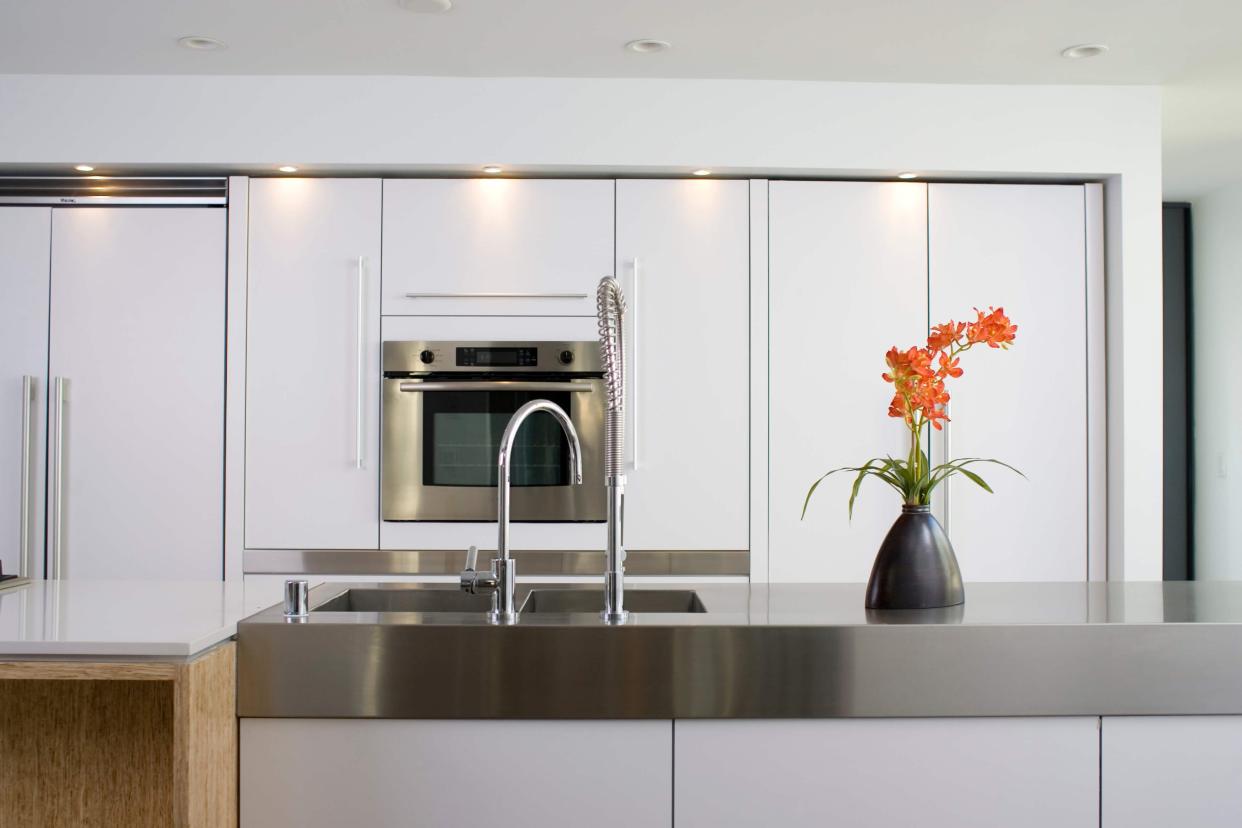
382 341 605 522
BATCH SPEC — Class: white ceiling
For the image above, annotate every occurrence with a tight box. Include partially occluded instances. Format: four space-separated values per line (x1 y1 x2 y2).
1 0 1238 196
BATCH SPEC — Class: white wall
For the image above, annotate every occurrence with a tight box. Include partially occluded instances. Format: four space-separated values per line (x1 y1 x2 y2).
0 74 1164 578
1191 181 1242 578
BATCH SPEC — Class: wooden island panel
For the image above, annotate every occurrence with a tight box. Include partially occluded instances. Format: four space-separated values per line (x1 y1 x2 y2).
0 641 236 828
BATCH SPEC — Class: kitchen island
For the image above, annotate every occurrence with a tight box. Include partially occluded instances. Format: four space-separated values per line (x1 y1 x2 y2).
239 580 1242 828
0 580 247 828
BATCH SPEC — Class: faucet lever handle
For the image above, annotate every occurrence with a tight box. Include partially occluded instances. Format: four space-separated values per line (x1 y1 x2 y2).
464 544 478 572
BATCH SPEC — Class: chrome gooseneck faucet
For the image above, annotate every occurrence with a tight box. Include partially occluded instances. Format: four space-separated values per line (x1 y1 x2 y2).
596 276 629 624
460 399 583 624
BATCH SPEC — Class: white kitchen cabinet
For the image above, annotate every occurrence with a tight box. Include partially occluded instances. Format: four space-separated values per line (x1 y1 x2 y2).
245 178 382 550
769 182 929 582
675 718 1098 827
928 184 1088 581
240 718 671 828
615 179 750 551
381 178 613 316
0 208 51 579
1102 716 1242 827
47 208 225 579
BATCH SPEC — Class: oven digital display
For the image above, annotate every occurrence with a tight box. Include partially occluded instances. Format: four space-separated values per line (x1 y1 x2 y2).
456 347 538 367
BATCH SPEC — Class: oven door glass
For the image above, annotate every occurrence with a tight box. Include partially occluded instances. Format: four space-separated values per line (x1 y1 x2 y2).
423 389 573 488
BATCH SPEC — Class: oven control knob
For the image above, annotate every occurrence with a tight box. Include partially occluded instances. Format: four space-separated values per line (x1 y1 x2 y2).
419 350 435 364
558 350 574 365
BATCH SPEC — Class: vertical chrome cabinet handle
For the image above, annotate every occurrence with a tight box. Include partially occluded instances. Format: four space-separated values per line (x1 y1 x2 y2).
49 377 68 579
941 404 951 536
627 258 640 472
355 256 367 470
18 376 34 577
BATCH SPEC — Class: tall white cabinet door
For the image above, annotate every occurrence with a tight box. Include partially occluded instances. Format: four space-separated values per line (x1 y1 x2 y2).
381 178 613 316
0 208 51 579
48 208 225 579
245 179 382 550
675 718 1099 828
241 719 672 828
615 179 750 551
769 182 928 582
928 184 1087 581
1103 716 1242 827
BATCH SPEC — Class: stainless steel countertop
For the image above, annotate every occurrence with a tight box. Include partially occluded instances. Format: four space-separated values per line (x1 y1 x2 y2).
237 581 1242 719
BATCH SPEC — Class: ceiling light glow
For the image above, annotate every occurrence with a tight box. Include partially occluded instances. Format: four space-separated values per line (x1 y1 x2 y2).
482 166 503 174
278 166 299 173
626 39 671 54
74 164 95 172
692 169 712 176
1061 43 1108 59
178 35 226 51
897 172 919 179
398 0 453 11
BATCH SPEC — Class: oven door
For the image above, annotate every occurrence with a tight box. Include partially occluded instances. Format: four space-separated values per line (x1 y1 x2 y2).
382 377 606 522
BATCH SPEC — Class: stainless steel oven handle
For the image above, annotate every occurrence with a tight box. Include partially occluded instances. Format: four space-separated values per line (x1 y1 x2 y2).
398 381 596 393
404 292 589 300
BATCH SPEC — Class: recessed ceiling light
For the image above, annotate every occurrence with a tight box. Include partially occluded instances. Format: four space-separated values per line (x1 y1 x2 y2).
398 0 452 11
74 164 95 172
692 169 712 176
278 165 299 173
897 172 919 180
178 36 226 51
1061 43 1108 59
481 166 503 174
626 39 671 54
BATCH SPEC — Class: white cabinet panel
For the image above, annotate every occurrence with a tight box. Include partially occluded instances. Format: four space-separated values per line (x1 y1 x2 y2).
675 718 1098 828
928 184 1087 581
1103 716 1242 827
769 182 928 582
381 178 613 316
48 208 225 579
241 718 671 828
0 208 50 579
616 179 750 551
245 178 382 550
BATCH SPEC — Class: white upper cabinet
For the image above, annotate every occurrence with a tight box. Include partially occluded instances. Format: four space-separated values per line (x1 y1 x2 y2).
928 184 1088 581
381 179 613 316
48 208 226 579
0 208 51 579
245 179 382 550
769 182 929 582
615 179 750 551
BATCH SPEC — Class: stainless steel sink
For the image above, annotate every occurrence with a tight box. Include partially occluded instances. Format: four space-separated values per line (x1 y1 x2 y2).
521 588 707 614
313 588 493 614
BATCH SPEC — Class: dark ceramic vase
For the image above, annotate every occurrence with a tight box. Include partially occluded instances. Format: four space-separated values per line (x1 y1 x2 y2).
865 505 964 610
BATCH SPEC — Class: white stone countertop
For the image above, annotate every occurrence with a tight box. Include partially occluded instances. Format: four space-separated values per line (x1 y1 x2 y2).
0 579 249 658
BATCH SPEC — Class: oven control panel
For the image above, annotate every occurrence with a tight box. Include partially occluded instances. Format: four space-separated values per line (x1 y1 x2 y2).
382 341 602 375
457 346 539 367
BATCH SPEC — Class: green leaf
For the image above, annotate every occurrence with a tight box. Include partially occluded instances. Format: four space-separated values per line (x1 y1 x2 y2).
956 466 994 493
802 462 881 520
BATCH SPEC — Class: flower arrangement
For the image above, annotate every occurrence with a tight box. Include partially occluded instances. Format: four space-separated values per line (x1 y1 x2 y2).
803 307 1023 519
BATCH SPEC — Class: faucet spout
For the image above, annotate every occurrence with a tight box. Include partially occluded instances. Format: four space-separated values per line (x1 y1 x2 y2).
469 398 583 624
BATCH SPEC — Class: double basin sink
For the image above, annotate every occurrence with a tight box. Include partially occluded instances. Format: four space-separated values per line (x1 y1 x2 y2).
312 585 707 615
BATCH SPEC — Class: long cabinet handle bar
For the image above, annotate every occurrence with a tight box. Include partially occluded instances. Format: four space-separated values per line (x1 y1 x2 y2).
398 381 595 394
18 376 33 577
404 292 589 300
942 408 951 537
628 258 640 472
50 377 67 579
355 256 367 470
